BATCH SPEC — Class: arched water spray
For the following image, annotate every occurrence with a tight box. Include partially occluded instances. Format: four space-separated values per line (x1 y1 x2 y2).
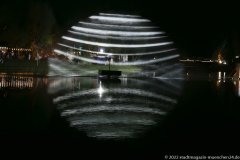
51 13 182 77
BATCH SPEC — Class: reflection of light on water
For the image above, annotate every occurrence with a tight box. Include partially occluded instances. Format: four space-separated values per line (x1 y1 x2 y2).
48 78 81 94
216 80 221 88
97 81 104 98
233 80 240 97
234 80 240 97
218 72 221 80
238 81 240 97
0 75 33 89
61 105 166 116
50 77 183 139
217 72 226 84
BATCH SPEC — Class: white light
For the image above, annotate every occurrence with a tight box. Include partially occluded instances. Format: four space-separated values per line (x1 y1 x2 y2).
58 43 176 56
98 81 104 98
54 49 179 66
62 36 172 48
99 13 141 18
78 21 158 29
218 72 221 80
71 26 163 36
69 30 165 40
89 15 150 23
99 48 104 53
61 105 165 115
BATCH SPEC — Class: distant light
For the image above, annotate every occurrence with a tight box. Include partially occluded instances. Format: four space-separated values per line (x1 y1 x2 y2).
236 56 239 59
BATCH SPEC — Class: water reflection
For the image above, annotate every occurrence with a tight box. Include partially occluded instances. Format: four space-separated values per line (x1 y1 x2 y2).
0 74 34 89
49 77 183 139
233 80 240 97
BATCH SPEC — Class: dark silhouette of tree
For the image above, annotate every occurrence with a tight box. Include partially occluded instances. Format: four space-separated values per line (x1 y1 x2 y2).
26 1 57 58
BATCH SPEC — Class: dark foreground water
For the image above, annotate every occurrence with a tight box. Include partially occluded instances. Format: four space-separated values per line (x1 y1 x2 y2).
0 74 240 157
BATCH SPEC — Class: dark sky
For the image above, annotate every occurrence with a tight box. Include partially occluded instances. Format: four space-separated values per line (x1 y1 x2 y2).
1 0 240 58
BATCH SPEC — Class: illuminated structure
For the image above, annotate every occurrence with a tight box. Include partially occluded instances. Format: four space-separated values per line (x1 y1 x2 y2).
54 13 179 67
0 74 34 89
49 13 184 138
0 46 31 52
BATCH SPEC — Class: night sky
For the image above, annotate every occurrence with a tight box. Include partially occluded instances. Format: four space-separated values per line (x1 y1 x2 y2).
1 0 240 58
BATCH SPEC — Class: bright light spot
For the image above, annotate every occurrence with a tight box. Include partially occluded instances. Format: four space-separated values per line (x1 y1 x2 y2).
100 48 104 54
98 81 104 98
218 72 222 80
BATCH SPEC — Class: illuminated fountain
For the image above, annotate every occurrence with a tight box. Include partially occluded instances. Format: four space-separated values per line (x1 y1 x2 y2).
52 13 180 77
49 13 184 139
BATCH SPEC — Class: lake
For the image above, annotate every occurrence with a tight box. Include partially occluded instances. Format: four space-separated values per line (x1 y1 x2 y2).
0 73 240 157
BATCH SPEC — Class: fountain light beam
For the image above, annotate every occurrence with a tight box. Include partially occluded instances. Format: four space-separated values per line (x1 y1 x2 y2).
71 26 164 36
78 21 158 29
54 49 179 66
99 13 141 18
58 43 176 56
62 36 172 48
89 15 150 23
69 30 164 40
